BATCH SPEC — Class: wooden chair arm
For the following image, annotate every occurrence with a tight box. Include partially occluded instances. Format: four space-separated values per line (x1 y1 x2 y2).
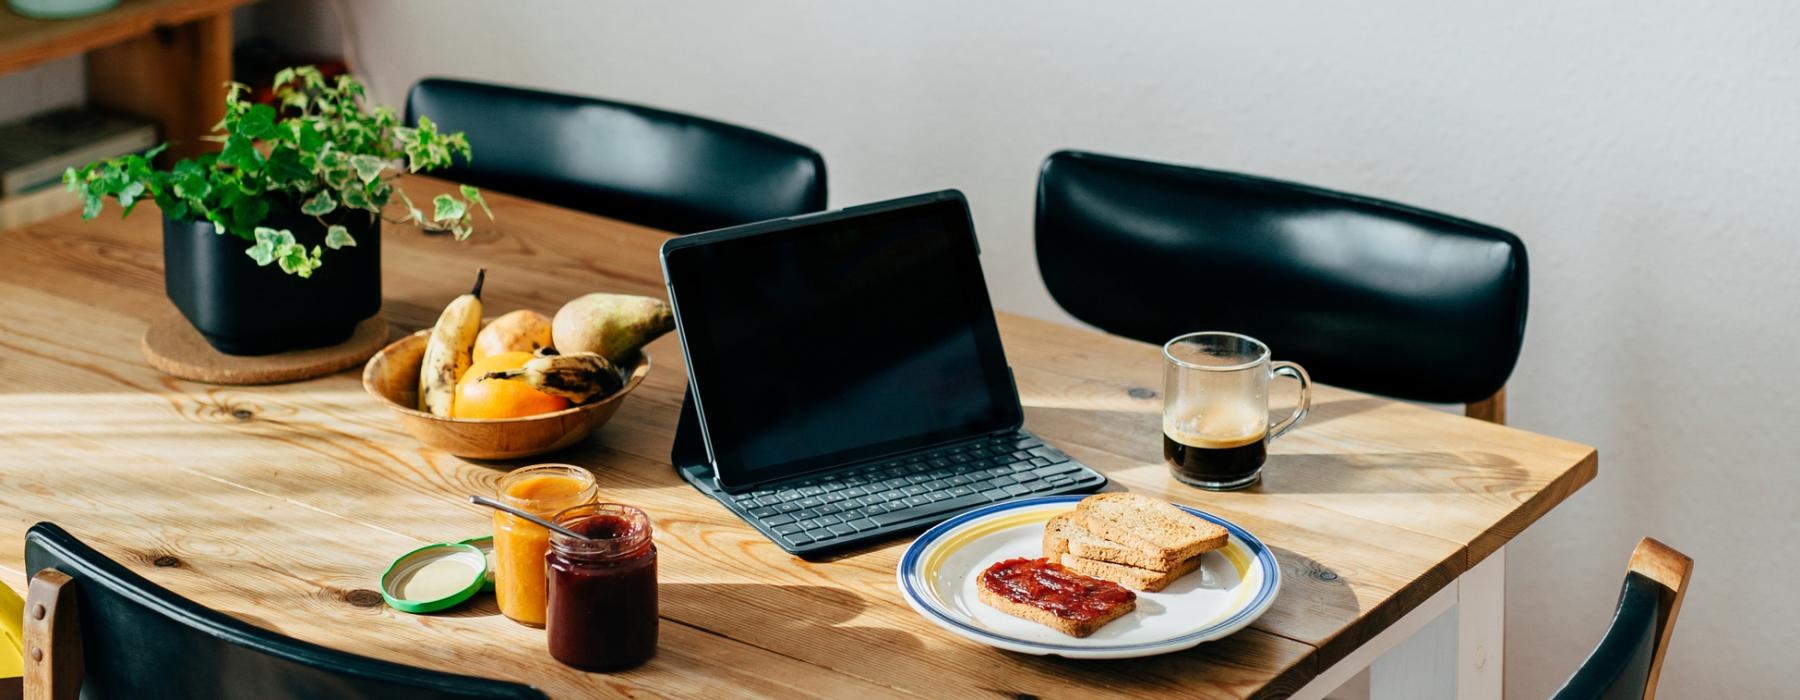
22 570 81 700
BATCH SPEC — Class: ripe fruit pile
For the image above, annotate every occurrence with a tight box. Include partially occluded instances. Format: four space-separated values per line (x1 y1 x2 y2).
418 269 675 420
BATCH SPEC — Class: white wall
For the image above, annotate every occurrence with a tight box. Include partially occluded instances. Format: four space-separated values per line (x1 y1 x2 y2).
277 1 1800 695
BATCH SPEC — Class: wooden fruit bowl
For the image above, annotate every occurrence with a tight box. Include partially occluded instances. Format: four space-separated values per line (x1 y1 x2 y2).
361 331 650 459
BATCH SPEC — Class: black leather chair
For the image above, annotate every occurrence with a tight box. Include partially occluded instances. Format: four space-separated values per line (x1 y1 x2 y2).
1035 150 1528 421
405 78 827 233
21 522 545 700
1553 538 1692 699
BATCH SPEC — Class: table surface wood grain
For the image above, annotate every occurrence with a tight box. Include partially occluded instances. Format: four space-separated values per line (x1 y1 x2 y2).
0 178 1597 699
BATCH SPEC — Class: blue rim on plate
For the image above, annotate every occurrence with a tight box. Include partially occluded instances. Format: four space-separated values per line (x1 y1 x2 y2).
896 494 1281 656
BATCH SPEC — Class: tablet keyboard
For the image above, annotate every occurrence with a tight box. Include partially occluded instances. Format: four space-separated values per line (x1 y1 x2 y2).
712 432 1106 554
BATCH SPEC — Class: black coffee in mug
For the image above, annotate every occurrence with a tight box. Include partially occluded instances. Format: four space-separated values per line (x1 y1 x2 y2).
1163 429 1267 486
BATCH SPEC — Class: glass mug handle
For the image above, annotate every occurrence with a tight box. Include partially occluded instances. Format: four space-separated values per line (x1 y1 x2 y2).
1267 361 1312 441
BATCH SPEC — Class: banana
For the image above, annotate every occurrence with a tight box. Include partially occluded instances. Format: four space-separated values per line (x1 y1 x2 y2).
481 351 623 404
419 269 486 416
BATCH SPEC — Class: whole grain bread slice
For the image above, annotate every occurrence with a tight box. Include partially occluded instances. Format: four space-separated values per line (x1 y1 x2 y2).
1043 512 1189 571
1071 493 1228 562
1059 552 1203 592
976 580 1135 637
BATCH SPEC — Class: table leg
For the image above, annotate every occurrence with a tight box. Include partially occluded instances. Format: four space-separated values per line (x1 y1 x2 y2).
1292 546 1507 700
1456 547 1505 699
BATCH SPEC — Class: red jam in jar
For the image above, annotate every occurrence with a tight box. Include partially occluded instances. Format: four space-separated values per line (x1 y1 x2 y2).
546 503 658 671
979 557 1135 621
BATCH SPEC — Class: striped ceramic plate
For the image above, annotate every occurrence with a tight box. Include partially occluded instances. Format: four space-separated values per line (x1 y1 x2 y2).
896 494 1279 658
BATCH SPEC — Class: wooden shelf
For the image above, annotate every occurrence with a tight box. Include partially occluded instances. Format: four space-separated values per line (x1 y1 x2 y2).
1 0 255 163
0 0 250 74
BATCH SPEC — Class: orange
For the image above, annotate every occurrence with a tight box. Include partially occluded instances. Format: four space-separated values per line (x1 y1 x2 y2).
452 351 570 419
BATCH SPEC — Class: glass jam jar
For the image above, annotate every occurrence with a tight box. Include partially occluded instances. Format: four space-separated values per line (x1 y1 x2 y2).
492 464 598 626
546 503 658 671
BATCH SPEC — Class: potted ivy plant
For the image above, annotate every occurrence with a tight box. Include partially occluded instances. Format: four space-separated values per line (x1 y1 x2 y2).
63 66 491 355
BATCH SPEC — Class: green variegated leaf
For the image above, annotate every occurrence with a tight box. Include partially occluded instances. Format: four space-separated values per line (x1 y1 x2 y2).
459 185 492 219
325 225 355 249
300 191 337 216
432 194 466 222
341 186 371 210
351 154 386 183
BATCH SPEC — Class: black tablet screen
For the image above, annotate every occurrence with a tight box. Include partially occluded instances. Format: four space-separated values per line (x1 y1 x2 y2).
664 194 1019 488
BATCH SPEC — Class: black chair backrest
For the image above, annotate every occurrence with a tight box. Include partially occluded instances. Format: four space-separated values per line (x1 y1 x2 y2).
405 78 826 233
23 522 546 700
1552 572 1665 700
1035 150 1528 405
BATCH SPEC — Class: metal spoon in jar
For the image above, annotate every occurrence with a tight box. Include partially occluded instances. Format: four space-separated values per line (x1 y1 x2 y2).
468 495 594 540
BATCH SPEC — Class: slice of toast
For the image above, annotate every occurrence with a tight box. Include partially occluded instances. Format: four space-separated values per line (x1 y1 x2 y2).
1059 552 1204 592
1043 512 1189 571
976 558 1136 638
1072 493 1228 562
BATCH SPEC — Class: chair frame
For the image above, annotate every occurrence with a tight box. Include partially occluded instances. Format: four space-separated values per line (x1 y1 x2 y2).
1626 537 1693 699
22 570 80 700
1465 387 1507 424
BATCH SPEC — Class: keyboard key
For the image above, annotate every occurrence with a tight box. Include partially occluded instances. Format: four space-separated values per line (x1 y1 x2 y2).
764 514 796 526
843 487 868 497
1047 475 1074 487
773 523 803 535
845 518 879 533
826 523 856 536
798 486 823 497
1029 457 1052 467
803 528 834 542
749 506 777 518
926 490 952 502
1003 484 1031 497
793 509 820 520
980 488 1010 501
949 486 975 496
1010 473 1038 484
902 484 928 496
904 495 933 507
787 532 814 546
864 504 888 515
983 477 1016 490
797 497 823 508
869 493 988 527
946 475 973 486
774 501 801 514
1033 463 1082 478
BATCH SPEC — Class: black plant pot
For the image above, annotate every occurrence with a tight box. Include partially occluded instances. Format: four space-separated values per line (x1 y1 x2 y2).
163 207 381 356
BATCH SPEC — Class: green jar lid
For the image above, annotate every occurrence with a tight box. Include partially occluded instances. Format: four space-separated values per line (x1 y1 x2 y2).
380 542 487 614
455 535 497 592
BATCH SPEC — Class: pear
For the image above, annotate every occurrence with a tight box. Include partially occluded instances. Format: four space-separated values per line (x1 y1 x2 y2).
551 293 674 363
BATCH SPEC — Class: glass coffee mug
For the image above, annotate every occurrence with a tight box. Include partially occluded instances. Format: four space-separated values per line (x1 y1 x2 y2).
1162 332 1312 490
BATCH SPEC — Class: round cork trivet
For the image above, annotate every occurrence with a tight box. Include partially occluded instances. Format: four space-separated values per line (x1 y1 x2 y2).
142 311 392 385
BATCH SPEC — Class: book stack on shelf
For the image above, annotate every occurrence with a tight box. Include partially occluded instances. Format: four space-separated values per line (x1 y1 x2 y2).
0 107 157 230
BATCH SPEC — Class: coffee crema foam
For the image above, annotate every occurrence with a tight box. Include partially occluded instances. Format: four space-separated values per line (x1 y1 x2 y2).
1163 404 1267 449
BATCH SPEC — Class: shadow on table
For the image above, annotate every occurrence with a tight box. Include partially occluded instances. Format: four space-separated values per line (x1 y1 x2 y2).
660 582 926 655
1256 450 1525 494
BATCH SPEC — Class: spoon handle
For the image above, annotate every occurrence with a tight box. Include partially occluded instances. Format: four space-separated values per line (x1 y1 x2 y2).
468 495 591 540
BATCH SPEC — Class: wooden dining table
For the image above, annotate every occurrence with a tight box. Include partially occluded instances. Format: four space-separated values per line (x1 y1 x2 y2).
0 178 1596 699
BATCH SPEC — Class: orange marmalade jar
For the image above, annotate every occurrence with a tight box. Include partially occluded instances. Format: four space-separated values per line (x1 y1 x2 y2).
492 464 598 626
